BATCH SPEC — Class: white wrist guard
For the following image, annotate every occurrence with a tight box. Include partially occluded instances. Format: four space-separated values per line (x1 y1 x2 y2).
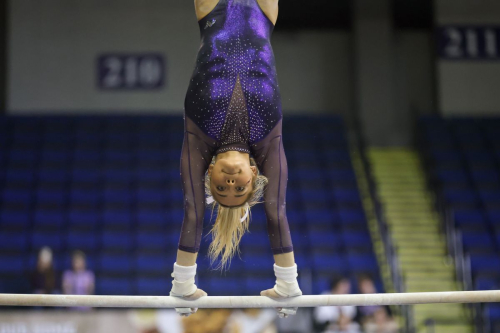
273 264 302 297
170 263 198 297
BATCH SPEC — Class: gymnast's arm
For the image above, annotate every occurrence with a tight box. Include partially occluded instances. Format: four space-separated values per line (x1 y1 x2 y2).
251 119 295 268
176 117 217 266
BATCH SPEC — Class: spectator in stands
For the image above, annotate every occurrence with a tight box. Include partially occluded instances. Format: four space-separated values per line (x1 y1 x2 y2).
30 246 58 295
62 250 95 310
313 276 360 333
356 274 398 333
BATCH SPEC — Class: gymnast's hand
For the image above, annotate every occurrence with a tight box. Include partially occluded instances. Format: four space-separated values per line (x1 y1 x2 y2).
173 288 208 317
261 288 300 318
170 260 206 317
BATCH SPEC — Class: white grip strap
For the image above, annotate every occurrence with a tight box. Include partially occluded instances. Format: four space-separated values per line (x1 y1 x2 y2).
170 277 198 297
170 263 198 297
273 264 302 297
274 279 302 297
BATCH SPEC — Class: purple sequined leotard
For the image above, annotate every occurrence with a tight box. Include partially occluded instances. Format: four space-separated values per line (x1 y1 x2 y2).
178 0 293 255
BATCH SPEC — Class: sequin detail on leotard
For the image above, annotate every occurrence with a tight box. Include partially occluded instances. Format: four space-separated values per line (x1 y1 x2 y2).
215 75 251 155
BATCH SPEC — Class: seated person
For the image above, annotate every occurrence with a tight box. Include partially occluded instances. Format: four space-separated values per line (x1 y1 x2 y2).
313 276 360 333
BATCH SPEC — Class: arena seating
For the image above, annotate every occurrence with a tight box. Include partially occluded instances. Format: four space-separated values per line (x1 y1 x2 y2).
419 116 500 331
0 115 381 297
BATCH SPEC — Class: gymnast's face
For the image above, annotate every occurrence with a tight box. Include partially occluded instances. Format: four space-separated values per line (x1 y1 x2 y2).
208 152 257 207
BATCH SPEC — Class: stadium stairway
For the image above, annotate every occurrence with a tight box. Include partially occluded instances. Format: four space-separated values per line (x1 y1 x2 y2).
368 148 472 333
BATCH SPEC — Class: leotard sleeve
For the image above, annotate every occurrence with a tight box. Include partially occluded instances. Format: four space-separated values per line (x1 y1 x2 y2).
251 119 294 254
178 116 217 253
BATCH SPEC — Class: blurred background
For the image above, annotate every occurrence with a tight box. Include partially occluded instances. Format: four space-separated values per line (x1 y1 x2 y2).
0 0 499 332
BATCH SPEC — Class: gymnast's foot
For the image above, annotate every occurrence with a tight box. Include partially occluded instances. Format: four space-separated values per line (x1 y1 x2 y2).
260 288 300 318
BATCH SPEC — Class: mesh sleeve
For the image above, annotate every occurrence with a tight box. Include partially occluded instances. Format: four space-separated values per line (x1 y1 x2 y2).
178 117 217 253
251 119 294 254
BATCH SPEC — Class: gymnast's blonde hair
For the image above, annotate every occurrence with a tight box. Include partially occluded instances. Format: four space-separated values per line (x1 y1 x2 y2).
205 157 268 270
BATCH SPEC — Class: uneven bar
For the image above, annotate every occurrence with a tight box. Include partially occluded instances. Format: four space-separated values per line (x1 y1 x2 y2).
0 291 499 308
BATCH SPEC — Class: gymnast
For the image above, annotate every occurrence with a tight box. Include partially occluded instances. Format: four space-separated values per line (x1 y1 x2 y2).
170 0 302 317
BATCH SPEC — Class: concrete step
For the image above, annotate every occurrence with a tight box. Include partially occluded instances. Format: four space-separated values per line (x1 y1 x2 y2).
390 227 440 234
415 325 472 333
391 232 443 238
398 248 447 256
400 265 454 273
405 281 459 291
413 304 465 319
398 256 449 265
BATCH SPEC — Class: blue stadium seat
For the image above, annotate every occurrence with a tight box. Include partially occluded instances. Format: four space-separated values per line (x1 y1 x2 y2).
97 254 133 274
1 189 33 205
96 277 133 295
0 210 31 228
461 233 495 253
475 276 499 291
100 232 134 251
137 189 169 203
243 254 274 272
38 169 69 183
69 189 102 206
135 255 170 274
480 191 500 209
334 189 361 203
342 232 372 250
71 168 101 183
209 278 244 296
313 255 348 275
429 150 461 164
33 211 66 229
486 304 500 325
304 210 338 225
312 277 332 295
8 150 39 163
102 210 133 229
66 232 98 252
136 277 170 295
454 210 486 229
136 232 172 252
136 210 168 228
102 169 134 182
68 211 99 230
339 210 366 226
240 232 271 249
435 170 468 184
487 210 500 225
168 209 184 225
0 233 29 252
469 254 500 276
31 232 64 251
324 170 357 183
244 276 275 296
294 253 310 270
307 231 341 250
103 189 135 205
443 189 478 204
36 189 66 204
348 254 379 274
0 256 26 275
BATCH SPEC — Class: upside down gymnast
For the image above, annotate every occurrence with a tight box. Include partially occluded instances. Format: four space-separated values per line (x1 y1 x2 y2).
169 0 302 317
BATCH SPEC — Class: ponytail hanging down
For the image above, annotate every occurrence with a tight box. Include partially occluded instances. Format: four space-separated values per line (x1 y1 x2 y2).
205 157 268 270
